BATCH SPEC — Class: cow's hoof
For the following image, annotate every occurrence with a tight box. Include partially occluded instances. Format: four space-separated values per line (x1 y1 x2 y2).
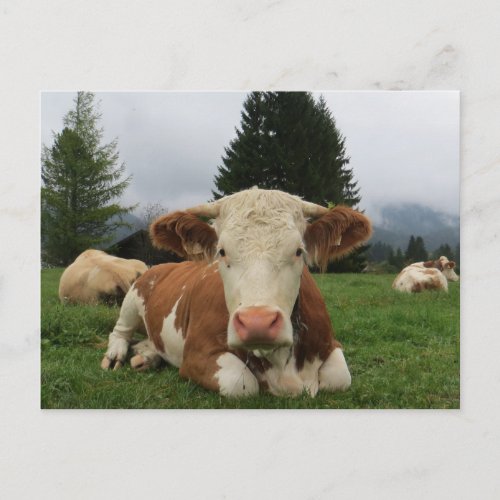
101 335 129 370
130 353 162 371
101 356 123 371
130 354 146 370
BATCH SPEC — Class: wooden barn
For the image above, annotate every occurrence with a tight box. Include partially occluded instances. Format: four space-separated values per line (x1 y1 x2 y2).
108 229 183 266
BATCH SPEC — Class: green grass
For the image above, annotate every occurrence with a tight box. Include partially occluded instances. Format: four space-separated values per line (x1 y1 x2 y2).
41 268 460 409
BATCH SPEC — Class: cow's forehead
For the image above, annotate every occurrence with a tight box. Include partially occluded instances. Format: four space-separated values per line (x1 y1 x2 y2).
214 189 308 235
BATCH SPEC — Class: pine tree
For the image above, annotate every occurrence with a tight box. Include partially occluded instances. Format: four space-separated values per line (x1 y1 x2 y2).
369 241 394 262
413 236 428 261
213 92 360 207
389 247 405 269
405 235 416 261
405 235 428 263
433 243 454 261
213 91 367 271
42 92 132 265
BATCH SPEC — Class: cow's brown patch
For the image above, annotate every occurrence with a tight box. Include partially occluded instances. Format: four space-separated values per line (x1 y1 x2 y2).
424 271 443 290
134 261 230 392
431 276 443 288
423 259 444 271
421 271 445 291
411 282 423 293
134 262 223 353
293 267 339 371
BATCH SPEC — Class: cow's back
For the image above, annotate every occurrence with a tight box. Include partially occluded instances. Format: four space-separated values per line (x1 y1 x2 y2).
59 250 148 304
392 265 448 293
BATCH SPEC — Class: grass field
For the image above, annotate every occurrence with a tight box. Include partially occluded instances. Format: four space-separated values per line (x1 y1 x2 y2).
41 268 460 409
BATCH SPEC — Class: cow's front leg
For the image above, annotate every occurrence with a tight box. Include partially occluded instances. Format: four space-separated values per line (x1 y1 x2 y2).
318 348 352 392
180 351 259 397
215 352 260 397
101 288 143 370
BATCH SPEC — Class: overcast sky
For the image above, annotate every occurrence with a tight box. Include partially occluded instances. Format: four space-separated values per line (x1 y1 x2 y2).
41 91 459 223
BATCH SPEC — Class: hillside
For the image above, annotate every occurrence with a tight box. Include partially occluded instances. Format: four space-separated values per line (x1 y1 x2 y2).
370 203 459 252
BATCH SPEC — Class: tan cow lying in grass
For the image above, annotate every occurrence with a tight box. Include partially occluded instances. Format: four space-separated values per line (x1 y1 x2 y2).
59 249 148 305
392 256 459 293
101 188 372 397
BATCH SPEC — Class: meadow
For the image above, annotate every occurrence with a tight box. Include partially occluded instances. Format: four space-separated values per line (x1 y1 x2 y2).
41 268 460 409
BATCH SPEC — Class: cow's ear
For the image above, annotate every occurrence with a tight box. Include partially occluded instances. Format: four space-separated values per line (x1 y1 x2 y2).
150 211 218 261
303 206 372 271
448 261 456 269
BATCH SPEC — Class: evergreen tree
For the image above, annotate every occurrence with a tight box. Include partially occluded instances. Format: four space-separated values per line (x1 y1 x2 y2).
213 92 360 207
386 246 395 265
396 248 405 268
213 91 367 271
42 92 132 265
369 241 394 262
433 243 454 261
405 235 416 261
405 235 428 262
413 236 428 261
389 247 405 269
394 247 406 269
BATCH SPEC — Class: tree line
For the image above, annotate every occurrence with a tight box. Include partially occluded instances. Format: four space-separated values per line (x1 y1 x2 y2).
368 238 460 271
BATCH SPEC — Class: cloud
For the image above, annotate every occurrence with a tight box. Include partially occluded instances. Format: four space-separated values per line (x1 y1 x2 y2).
41 91 459 216
319 91 459 216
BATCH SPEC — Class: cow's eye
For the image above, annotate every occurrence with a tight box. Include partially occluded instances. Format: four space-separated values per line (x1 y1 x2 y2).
296 248 303 257
219 248 226 257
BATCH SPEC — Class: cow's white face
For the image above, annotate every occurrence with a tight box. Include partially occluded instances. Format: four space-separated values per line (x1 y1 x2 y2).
439 257 459 282
215 215 306 351
150 188 373 354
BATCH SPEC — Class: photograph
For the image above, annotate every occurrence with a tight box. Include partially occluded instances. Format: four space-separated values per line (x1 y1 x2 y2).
40 90 460 409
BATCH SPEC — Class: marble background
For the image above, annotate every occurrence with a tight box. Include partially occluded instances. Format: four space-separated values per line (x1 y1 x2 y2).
1 0 499 498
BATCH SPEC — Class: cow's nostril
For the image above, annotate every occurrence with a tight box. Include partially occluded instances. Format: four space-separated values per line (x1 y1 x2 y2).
233 313 245 331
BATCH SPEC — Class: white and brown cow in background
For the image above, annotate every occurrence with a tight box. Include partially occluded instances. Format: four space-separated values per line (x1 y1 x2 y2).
59 249 148 305
392 255 459 293
101 188 372 397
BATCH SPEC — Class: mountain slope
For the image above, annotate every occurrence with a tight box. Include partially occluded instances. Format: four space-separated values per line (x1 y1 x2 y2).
370 203 459 252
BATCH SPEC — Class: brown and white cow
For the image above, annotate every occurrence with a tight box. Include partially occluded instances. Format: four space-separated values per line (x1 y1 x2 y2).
101 188 372 397
59 249 148 305
392 255 459 293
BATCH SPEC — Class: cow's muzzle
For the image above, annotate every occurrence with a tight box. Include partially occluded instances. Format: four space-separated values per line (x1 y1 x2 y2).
232 306 288 349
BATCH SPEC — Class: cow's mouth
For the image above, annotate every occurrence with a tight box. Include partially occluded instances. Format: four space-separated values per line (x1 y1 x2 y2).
250 343 291 358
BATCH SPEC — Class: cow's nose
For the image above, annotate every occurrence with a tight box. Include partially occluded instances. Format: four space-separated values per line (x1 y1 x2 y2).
233 306 283 344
